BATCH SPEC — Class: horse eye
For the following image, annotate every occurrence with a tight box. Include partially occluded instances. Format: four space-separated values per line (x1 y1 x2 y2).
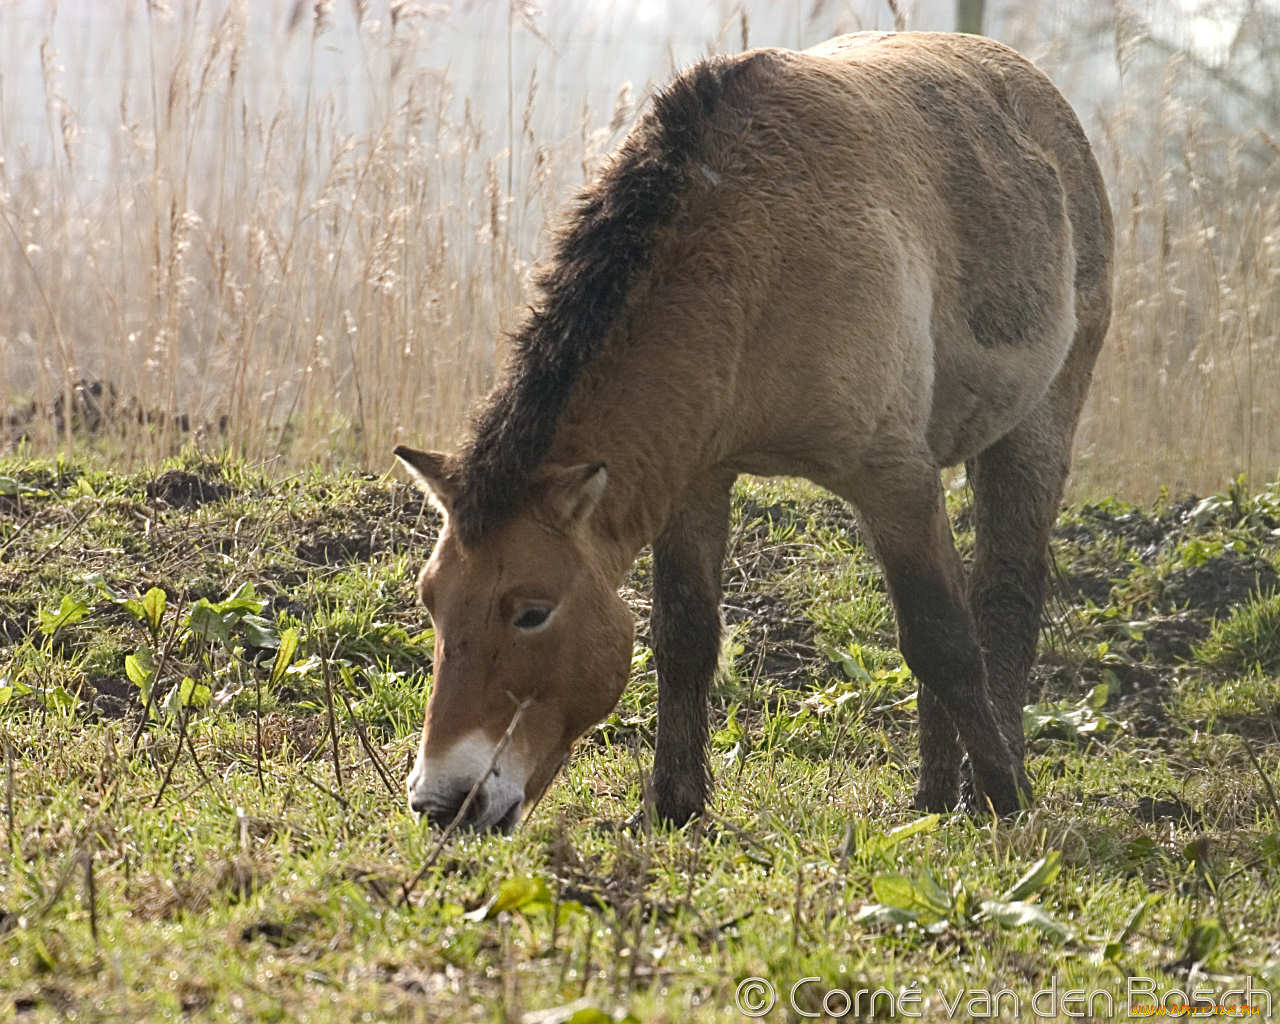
513 606 553 631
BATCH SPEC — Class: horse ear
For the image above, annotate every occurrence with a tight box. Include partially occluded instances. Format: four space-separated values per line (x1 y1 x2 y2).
394 446 457 515
542 462 608 530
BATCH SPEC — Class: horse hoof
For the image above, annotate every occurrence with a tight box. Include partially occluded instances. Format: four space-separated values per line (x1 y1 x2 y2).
912 789 960 814
964 774 1033 817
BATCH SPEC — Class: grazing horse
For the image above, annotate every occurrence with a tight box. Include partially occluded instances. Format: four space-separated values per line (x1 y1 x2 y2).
395 31 1113 832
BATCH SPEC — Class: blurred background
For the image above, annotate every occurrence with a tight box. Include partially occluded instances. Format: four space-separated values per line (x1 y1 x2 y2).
1 0 1277 497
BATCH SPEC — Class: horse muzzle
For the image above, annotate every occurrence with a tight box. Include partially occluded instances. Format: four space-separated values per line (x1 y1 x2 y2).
407 732 527 833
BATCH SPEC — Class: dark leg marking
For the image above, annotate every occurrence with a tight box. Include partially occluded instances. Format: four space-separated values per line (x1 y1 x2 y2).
838 459 1028 814
648 473 734 825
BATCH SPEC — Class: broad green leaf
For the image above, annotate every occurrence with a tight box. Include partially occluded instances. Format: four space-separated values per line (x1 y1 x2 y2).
870 873 949 924
125 646 157 694
570 1011 639 1024
1001 850 1061 902
711 705 743 747
161 677 210 721
85 573 125 602
864 814 940 857
86 575 156 629
284 653 322 678
838 652 874 685
270 627 300 687
854 903 918 926
141 587 167 636
885 814 940 845
492 875 552 914
1107 895 1160 962
0 680 32 705
525 1005 638 1024
0 477 47 498
978 899 1073 941
29 933 56 971
1022 708 1054 735
121 598 147 623
213 582 263 617
45 685 77 712
466 875 554 921
870 873 918 910
1122 836 1160 865
556 899 587 926
913 871 954 917
188 599 231 644
177 676 211 709
161 682 182 722
38 594 90 635
240 614 279 649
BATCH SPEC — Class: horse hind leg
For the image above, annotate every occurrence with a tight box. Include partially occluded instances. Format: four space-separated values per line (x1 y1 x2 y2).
965 315 1109 796
965 434 1064 786
916 675 963 811
647 472 735 826
834 454 1030 814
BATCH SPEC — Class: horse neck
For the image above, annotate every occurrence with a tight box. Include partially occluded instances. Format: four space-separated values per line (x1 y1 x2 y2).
548 303 745 583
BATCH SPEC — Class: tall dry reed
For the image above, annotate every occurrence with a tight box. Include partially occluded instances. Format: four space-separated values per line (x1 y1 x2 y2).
1 1 1275 499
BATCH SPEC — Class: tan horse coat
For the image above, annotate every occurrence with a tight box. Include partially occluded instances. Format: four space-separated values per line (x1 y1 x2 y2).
397 31 1113 831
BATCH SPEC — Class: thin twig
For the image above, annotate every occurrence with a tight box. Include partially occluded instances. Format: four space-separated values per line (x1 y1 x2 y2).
1240 734 1280 824
0 509 41 559
296 764 353 810
254 659 265 794
84 848 98 944
321 640 344 794
629 739 652 835
33 778 120 924
5 735 14 851
184 728 228 810
129 599 186 754
399 695 534 907
38 840 87 920
521 751 566 827
335 687 399 800
19 503 94 571
151 706 193 808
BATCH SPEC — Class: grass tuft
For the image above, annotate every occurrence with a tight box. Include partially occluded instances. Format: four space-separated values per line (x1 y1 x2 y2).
1199 589 1280 676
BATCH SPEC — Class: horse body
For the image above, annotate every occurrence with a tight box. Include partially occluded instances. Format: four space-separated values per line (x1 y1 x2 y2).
397 32 1113 831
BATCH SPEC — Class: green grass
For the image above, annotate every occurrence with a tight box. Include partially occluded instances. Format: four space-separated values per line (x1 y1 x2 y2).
2 453 1279 1021
1199 591 1280 678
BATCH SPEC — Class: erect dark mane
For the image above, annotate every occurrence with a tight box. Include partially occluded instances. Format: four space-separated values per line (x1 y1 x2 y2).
448 51 773 546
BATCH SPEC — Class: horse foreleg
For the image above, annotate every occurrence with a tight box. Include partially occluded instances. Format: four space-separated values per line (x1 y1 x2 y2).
648 472 735 826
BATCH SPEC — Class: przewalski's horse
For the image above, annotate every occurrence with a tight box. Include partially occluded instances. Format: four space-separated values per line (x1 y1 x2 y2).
396 31 1113 832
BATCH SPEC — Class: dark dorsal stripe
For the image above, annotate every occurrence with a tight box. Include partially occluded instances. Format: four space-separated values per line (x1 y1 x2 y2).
450 51 774 547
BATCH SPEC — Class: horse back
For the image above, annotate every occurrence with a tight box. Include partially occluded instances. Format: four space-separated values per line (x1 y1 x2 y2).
690 33 1112 471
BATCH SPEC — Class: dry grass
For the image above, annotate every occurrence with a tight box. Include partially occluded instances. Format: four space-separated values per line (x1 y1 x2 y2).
1 0 1276 498
1052 1 1280 497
